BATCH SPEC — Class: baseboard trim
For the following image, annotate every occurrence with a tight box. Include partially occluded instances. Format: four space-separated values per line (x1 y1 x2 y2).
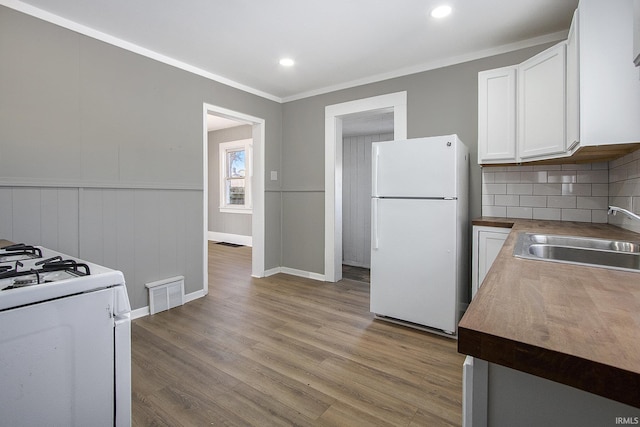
263 267 282 277
185 289 207 303
130 306 150 320
208 231 252 247
130 288 207 319
263 266 325 282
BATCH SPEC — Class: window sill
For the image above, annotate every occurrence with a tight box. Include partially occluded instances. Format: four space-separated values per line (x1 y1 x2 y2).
219 207 252 215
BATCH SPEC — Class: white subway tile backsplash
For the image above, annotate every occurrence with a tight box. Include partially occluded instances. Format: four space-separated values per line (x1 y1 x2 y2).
520 195 547 207
561 209 592 222
533 208 562 220
480 149 640 227
520 171 547 183
483 205 507 217
480 158 627 225
591 210 609 223
506 206 533 219
592 184 608 196
494 171 522 183
481 194 495 205
628 161 639 179
548 170 577 183
482 170 495 183
561 183 591 196
577 170 608 183
506 183 533 195
576 196 608 210
534 164 561 171
495 194 520 206
483 183 507 195
548 196 577 209
533 183 562 196
507 165 533 172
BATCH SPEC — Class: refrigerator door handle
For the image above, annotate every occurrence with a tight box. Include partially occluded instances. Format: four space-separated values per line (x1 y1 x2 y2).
372 198 379 250
372 146 379 196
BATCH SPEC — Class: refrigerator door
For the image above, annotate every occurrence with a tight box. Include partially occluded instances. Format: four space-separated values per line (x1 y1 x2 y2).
372 135 459 198
371 198 457 332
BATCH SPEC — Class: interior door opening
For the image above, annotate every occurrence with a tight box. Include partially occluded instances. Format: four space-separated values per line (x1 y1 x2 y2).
324 91 408 283
202 104 265 296
341 111 394 283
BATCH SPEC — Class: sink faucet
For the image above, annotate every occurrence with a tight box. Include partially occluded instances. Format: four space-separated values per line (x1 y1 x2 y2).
608 206 640 222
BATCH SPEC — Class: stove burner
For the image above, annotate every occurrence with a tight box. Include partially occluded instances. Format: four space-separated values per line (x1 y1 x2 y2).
12 277 38 286
0 244 43 263
0 258 91 291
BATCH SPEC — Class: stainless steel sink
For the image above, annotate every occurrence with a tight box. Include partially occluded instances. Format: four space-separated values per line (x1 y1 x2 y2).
513 233 640 273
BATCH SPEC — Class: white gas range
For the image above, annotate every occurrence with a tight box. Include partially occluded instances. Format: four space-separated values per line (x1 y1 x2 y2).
0 242 131 427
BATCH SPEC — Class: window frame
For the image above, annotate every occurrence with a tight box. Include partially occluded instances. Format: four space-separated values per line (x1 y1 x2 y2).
219 139 252 214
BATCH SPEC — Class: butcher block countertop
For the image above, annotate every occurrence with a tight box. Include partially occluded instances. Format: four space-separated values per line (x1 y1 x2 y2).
459 218 640 408
0 240 14 248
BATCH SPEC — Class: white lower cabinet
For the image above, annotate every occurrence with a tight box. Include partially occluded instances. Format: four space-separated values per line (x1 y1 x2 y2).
463 357 639 427
471 226 510 299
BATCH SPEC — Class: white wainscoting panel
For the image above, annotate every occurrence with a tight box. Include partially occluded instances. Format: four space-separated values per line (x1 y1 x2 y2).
0 186 203 310
0 187 80 255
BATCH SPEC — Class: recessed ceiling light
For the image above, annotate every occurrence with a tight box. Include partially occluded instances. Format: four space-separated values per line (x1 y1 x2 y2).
430 5 452 19
279 58 295 67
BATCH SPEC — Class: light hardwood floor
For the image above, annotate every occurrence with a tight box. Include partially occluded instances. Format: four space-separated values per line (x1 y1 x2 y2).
131 242 465 426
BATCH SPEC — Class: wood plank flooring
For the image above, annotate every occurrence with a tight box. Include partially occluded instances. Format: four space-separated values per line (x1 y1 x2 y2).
131 242 464 426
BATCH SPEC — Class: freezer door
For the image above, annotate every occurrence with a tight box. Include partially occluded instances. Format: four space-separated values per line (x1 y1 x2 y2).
371 198 457 332
0 288 117 427
372 136 459 198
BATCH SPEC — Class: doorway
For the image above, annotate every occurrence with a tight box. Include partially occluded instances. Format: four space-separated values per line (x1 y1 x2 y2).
202 104 265 295
324 92 408 283
341 111 394 282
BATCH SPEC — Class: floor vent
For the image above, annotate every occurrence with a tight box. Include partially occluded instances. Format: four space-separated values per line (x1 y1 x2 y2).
145 276 185 315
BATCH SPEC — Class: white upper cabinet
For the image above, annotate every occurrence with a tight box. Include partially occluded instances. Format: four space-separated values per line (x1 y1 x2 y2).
518 43 567 160
566 10 580 151
635 0 640 66
478 43 566 165
478 67 517 164
479 0 640 166
573 0 640 148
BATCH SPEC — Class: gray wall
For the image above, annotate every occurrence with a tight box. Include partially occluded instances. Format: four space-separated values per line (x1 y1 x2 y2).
0 6 283 309
1 4 564 293
207 126 253 237
280 43 555 275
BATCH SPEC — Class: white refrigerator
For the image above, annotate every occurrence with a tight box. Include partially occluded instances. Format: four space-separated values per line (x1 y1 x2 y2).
370 134 469 335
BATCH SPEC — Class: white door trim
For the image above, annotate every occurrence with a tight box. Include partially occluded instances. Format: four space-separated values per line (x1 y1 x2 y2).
324 92 407 282
203 103 266 294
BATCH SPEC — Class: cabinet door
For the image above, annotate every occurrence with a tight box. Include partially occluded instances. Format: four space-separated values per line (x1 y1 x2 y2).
478 67 517 164
566 11 580 151
518 43 567 160
471 226 510 299
578 0 640 147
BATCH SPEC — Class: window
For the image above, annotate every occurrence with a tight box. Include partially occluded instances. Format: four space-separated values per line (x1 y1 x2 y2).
219 139 252 213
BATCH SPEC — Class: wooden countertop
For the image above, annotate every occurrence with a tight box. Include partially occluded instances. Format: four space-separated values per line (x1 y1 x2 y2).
459 219 640 408
0 240 14 248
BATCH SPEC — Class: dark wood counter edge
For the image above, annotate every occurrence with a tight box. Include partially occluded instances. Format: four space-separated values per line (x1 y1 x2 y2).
459 326 640 409
471 217 515 228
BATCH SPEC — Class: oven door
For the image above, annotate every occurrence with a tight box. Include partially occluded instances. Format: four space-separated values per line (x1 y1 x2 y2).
0 288 117 426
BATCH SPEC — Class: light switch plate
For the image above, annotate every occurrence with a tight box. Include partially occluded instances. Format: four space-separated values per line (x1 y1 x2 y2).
270 170 278 180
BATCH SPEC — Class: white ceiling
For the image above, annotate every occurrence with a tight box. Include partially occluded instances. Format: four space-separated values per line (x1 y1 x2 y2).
6 0 578 102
